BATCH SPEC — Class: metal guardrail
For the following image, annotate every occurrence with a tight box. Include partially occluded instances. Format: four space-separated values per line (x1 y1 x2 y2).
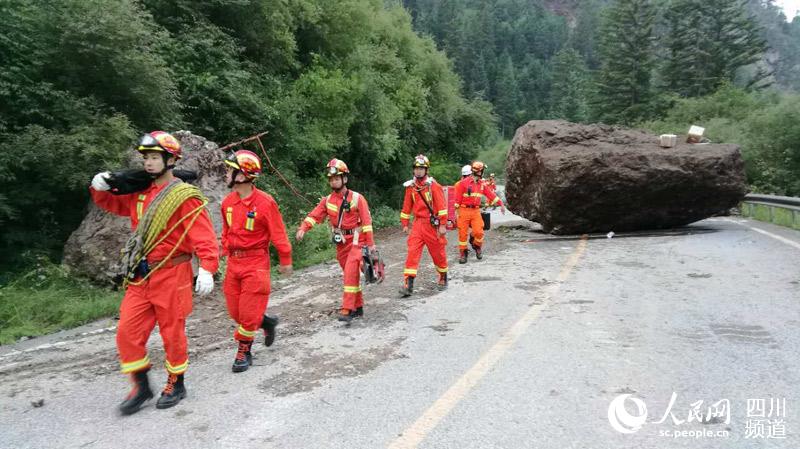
741 194 800 230
744 193 800 209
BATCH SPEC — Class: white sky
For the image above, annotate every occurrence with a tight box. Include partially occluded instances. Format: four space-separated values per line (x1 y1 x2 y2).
774 0 800 19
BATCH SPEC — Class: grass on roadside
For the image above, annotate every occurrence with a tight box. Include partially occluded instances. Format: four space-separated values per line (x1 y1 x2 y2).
0 259 122 345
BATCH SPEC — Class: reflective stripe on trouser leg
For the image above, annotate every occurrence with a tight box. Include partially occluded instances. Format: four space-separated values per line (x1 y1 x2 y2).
120 356 151 374
341 243 363 311
117 277 157 374
472 210 485 247
227 256 271 341
165 359 188 374
457 208 480 250
234 324 258 341
403 221 427 277
151 265 192 376
423 221 448 274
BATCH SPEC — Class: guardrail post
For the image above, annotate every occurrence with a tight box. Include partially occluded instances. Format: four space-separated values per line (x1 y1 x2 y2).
741 194 800 230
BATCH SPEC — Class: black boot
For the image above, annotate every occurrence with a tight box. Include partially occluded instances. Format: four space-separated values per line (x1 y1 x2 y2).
261 315 279 347
119 369 154 416
437 272 448 291
232 340 253 373
352 306 364 318
155 373 186 409
337 308 353 323
475 246 483 260
459 249 468 264
399 276 414 297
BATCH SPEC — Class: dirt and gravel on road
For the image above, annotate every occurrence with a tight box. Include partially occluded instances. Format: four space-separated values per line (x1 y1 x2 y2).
0 223 517 401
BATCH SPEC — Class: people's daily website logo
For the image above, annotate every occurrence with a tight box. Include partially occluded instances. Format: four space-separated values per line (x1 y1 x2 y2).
608 392 787 440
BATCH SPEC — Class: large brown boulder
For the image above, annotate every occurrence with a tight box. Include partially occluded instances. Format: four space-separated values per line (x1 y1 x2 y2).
63 132 227 286
505 120 747 234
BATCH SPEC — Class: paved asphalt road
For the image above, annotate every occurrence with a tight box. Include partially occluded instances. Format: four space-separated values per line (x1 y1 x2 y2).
1 211 798 449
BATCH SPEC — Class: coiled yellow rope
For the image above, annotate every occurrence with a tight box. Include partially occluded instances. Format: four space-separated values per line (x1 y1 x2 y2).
122 181 208 287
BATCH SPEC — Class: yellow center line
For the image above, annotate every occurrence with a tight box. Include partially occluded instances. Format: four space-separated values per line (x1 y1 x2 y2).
388 235 589 449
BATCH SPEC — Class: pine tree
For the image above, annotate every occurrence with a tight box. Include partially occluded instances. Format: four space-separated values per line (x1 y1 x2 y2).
518 55 552 121
778 17 800 90
570 0 603 69
663 0 768 97
551 47 591 122
457 6 495 98
595 0 657 124
493 50 521 136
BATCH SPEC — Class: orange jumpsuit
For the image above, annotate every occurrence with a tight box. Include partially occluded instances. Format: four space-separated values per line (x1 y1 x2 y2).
299 189 374 312
484 179 497 195
221 188 292 342
454 177 502 251
399 177 448 278
91 182 219 375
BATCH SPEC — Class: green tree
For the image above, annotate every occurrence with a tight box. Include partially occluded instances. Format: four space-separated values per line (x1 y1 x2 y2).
403 0 569 129
774 16 800 90
663 0 768 97
570 0 603 69
161 20 279 142
457 8 495 98
0 0 161 266
517 56 552 120
595 0 657 124
744 95 800 195
493 51 521 135
0 0 494 271
550 48 592 122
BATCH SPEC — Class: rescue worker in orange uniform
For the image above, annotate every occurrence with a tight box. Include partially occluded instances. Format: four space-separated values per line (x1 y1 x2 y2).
90 131 219 415
221 150 293 373
485 173 497 194
399 154 449 297
454 161 505 264
295 159 376 322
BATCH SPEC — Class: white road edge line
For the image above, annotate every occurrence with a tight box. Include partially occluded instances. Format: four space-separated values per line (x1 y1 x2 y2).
724 218 800 250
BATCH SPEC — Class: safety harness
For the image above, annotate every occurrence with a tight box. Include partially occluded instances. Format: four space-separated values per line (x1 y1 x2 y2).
410 178 440 227
121 180 208 287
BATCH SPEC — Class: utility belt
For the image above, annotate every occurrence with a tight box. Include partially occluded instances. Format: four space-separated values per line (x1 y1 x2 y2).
130 253 191 280
415 214 441 227
332 228 357 245
460 204 480 209
228 248 268 258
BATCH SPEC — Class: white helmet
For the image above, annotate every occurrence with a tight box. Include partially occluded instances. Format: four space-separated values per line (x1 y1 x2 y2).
461 165 471 176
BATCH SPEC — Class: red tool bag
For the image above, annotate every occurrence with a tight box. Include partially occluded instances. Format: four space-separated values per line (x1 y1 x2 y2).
445 186 457 230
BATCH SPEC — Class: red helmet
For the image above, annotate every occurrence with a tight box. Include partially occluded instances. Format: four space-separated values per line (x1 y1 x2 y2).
412 154 430 168
471 160 486 176
137 131 182 159
225 150 262 179
326 158 349 177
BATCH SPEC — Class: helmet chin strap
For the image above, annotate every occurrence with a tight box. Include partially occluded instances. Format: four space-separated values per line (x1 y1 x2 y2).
331 175 347 193
149 154 174 179
228 170 253 188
